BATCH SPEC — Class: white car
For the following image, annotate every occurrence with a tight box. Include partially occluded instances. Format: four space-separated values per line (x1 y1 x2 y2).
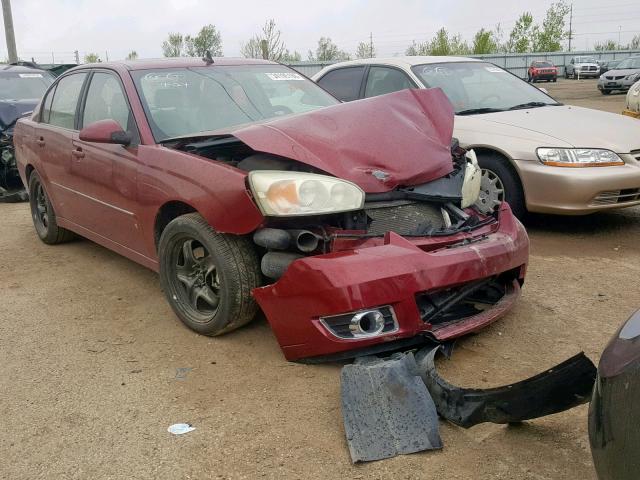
624 79 640 118
313 57 640 217
565 56 601 79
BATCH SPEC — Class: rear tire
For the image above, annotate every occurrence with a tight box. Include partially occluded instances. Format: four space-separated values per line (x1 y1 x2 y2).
28 171 75 244
476 152 526 219
601 90 611 95
158 213 261 336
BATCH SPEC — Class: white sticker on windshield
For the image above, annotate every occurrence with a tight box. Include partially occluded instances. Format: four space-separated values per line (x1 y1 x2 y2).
19 73 43 78
485 67 505 73
265 72 304 81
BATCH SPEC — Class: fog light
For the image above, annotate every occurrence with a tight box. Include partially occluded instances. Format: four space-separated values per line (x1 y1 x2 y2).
349 310 385 337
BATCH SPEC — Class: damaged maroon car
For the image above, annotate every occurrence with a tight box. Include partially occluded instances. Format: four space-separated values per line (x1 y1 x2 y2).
14 58 528 361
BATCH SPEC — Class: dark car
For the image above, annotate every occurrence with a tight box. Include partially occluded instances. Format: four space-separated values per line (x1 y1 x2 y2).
527 61 558 82
0 64 54 202
14 58 528 362
598 58 623 75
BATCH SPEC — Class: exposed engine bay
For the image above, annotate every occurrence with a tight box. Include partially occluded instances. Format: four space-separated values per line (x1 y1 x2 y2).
165 134 488 282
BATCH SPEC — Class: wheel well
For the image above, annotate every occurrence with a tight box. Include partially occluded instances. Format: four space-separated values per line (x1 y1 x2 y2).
154 201 197 249
471 147 527 199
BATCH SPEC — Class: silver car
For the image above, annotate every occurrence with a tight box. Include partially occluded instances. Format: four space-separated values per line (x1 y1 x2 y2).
598 56 640 95
313 57 640 218
565 56 600 79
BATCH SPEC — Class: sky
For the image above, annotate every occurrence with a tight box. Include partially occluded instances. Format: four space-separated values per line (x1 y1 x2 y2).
3 0 640 63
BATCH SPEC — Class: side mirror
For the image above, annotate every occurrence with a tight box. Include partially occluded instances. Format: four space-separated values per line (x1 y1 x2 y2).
79 119 131 146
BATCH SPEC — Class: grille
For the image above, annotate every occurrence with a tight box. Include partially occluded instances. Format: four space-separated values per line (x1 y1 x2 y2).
591 189 640 206
365 201 444 236
605 75 625 80
416 278 506 325
320 306 397 339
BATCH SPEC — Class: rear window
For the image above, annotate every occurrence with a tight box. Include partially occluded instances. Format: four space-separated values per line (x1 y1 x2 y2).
0 72 53 101
317 66 366 102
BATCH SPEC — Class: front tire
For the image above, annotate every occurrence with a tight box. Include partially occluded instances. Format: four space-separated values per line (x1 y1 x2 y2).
28 171 74 244
476 152 526 219
158 213 261 336
601 89 611 95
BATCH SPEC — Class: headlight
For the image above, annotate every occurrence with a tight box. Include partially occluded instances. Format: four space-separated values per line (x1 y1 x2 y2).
625 73 640 82
537 148 624 167
248 171 365 216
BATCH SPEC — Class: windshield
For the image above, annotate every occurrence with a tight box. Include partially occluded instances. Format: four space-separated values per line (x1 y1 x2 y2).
616 57 640 69
411 62 558 114
132 65 339 141
575 57 597 63
533 61 553 67
0 72 53 101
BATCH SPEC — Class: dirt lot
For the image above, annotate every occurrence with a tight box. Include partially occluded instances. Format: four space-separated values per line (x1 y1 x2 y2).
1 79 638 480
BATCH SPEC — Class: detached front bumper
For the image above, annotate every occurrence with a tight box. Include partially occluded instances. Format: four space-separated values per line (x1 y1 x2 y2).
253 204 528 361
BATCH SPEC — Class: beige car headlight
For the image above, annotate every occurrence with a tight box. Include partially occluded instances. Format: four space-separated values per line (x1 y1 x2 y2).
537 148 624 167
248 171 365 216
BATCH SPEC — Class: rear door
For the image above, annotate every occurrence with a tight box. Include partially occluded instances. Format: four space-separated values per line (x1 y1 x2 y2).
35 72 88 221
362 66 416 98
316 66 366 102
68 70 144 252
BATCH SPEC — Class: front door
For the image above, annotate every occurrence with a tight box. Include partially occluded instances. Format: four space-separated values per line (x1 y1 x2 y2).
67 70 144 252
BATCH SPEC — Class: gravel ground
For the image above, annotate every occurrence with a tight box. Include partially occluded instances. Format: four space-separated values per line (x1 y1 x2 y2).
1 79 638 480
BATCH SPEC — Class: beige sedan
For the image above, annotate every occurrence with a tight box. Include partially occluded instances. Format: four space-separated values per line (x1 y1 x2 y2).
314 57 640 217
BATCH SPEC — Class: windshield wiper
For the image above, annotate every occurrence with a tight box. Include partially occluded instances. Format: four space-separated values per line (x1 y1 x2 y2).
456 107 505 116
508 101 557 110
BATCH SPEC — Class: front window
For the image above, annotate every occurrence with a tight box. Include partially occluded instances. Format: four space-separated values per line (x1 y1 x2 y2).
0 72 53 101
411 62 559 114
532 61 553 67
131 65 338 141
616 57 640 69
575 57 597 63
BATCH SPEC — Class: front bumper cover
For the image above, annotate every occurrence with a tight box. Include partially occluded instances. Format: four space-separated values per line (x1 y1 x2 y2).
252 204 528 361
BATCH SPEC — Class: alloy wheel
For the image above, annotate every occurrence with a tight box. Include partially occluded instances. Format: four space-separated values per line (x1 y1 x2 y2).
174 238 221 318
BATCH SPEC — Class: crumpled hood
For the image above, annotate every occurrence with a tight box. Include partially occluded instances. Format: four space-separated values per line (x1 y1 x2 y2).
0 99 38 132
229 88 455 193
474 105 640 153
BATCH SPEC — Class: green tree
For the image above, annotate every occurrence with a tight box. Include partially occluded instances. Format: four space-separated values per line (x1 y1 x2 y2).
126 50 138 60
534 0 570 52
308 37 351 61
594 39 618 51
241 19 286 61
427 28 470 55
472 28 500 54
84 52 101 63
506 13 537 52
162 33 185 57
355 40 375 59
629 34 640 50
281 50 302 62
405 40 428 56
186 24 223 57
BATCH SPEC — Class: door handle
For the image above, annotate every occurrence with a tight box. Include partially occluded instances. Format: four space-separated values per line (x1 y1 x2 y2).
71 148 85 159
36 136 45 147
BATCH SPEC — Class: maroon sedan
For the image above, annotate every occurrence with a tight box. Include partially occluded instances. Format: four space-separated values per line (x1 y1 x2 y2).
14 58 528 362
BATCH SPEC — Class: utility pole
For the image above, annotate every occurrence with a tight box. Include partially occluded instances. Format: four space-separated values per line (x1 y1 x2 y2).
74 50 79 64
369 32 374 58
618 26 622 50
1 0 18 63
568 3 573 52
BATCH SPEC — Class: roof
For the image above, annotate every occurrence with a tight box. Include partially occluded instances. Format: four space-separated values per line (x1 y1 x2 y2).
74 57 277 71
0 64 50 74
317 56 483 69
